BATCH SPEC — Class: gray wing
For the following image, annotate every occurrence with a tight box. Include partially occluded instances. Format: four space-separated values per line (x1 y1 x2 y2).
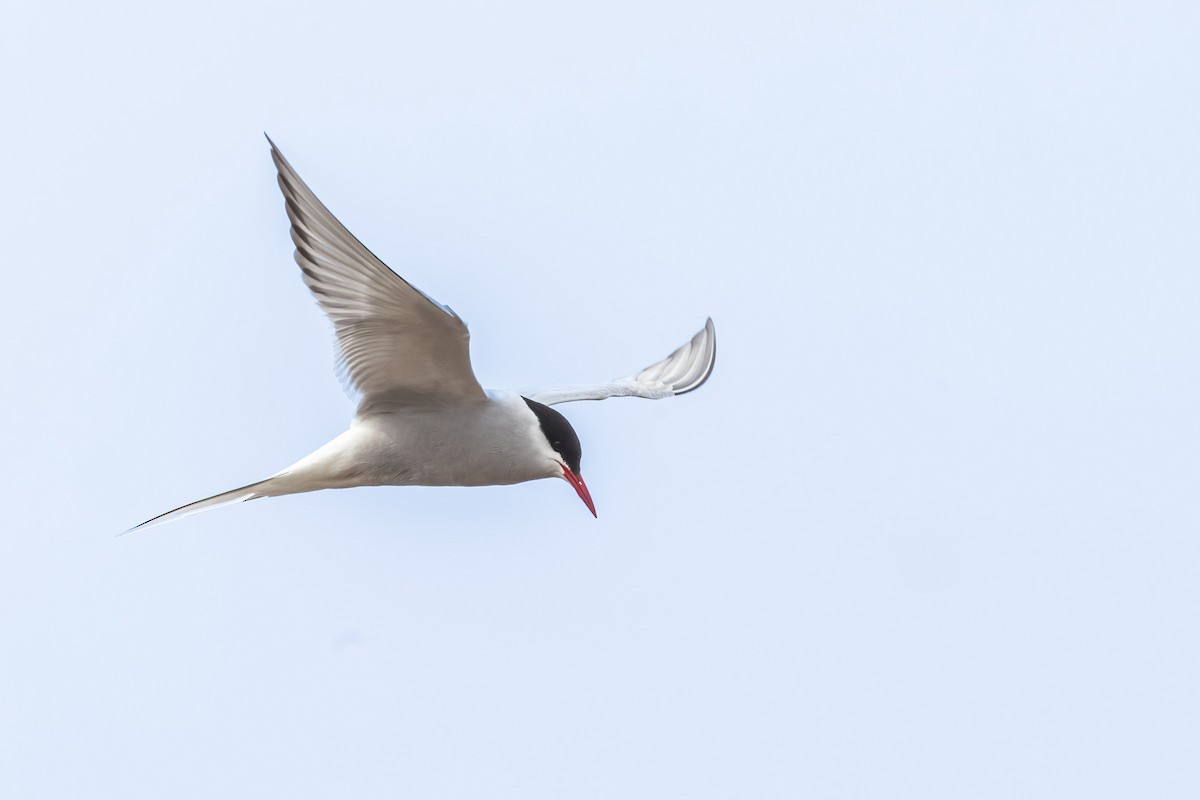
267 136 485 411
525 319 716 405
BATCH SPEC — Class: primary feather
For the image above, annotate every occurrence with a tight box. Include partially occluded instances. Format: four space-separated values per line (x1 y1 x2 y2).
525 318 716 405
268 136 485 411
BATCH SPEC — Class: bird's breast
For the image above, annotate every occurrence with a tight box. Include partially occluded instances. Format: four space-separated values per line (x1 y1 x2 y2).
348 399 548 487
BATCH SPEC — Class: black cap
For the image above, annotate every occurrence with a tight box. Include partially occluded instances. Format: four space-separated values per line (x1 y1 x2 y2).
522 397 583 475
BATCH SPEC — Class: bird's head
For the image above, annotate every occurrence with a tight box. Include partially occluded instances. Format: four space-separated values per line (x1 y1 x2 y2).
522 397 596 517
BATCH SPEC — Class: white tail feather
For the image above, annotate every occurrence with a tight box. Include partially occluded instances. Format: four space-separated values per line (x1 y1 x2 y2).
123 475 287 534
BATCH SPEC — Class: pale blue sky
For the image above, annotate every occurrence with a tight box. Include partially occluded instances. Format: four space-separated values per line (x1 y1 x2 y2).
2 1 1199 797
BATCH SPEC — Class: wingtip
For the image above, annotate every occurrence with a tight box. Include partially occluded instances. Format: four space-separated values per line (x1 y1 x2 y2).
673 317 717 396
264 133 283 161
264 134 291 173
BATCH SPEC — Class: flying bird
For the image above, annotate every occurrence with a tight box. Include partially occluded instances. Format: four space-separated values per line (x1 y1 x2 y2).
130 137 716 531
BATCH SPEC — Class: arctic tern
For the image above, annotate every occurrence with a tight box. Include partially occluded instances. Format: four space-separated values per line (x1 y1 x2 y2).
130 137 716 531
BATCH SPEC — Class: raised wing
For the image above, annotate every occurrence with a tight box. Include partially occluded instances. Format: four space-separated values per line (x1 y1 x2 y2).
525 318 716 405
267 136 485 411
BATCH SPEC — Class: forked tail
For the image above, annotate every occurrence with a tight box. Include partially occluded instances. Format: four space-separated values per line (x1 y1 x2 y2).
124 475 289 534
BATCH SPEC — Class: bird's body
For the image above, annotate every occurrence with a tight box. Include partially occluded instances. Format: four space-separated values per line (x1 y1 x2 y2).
130 137 715 531
283 391 561 492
